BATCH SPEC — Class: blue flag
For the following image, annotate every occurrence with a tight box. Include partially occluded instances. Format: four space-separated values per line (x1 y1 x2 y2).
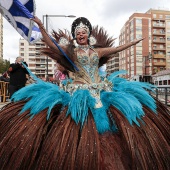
0 0 42 44
0 0 79 71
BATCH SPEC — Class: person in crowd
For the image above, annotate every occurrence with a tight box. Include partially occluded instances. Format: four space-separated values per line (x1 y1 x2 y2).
54 62 70 86
26 74 35 85
0 71 10 82
0 16 169 170
8 56 28 98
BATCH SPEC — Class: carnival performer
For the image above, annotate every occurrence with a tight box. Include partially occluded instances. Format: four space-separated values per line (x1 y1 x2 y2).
0 16 169 170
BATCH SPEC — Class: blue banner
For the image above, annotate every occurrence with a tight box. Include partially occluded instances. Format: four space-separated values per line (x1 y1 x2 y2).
0 0 42 43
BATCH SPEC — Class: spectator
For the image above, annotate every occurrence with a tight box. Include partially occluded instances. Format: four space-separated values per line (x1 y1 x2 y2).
54 63 70 85
8 57 28 98
26 74 35 85
0 71 10 82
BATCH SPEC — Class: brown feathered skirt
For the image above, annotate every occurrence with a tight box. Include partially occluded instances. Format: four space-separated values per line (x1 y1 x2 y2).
0 99 169 170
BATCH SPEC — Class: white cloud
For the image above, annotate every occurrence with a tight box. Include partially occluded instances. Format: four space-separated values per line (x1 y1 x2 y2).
2 0 170 63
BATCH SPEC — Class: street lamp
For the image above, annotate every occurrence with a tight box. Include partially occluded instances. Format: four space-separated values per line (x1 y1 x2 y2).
143 52 152 82
42 14 76 79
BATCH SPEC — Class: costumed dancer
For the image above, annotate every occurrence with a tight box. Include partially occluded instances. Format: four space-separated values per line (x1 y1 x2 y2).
0 16 169 170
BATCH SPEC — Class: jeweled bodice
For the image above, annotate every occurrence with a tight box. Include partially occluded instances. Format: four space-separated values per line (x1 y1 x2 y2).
74 48 101 84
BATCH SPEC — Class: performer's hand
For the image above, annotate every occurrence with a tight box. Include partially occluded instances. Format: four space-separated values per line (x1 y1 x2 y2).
133 37 145 45
31 16 43 26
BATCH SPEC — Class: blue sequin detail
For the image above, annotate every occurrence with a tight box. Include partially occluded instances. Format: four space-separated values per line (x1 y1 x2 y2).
77 53 99 82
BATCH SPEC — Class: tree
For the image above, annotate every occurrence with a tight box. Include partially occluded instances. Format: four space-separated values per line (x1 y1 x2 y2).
0 58 10 74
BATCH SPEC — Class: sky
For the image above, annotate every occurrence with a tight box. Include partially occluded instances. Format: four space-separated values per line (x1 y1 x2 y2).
2 0 170 63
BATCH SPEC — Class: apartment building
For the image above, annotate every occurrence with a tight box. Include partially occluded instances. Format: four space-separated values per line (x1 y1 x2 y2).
19 38 56 79
118 8 170 82
106 53 119 75
0 14 3 60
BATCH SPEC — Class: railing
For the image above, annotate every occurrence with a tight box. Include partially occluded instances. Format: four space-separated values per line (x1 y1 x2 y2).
0 81 10 103
149 87 170 106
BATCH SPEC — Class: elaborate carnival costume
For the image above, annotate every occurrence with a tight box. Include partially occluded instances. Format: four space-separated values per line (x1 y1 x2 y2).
0 17 169 170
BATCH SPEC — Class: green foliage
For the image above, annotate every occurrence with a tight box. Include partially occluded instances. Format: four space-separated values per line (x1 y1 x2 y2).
0 58 10 74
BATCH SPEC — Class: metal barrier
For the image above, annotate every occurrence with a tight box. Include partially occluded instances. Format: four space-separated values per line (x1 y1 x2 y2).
150 87 170 106
0 81 10 102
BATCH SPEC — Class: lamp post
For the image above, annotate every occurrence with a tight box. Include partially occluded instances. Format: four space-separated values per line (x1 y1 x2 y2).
42 15 76 80
143 52 152 82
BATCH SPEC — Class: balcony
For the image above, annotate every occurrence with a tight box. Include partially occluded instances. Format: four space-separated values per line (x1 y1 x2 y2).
153 54 166 59
153 62 166 66
152 23 165 28
153 47 166 51
35 60 46 64
152 39 165 44
35 56 46 59
152 18 165 21
152 31 165 36
35 66 46 69
35 70 46 74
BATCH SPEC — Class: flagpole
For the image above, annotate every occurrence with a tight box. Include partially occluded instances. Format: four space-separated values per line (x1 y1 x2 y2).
42 14 77 78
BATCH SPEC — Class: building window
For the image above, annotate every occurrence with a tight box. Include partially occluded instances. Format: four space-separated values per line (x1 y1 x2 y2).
20 53 24 56
29 59 35 62
29 64 35 67
20 48 24 51
153 36 156 40
130 20 133 26
29 53 35 56
165 15 170 19
136 66 142 71
167 21 170 26
136 51 142 55
153 45 157 49
153 29 157 33
153 14 156 18
130 34 134 41
168 80 170 85
163 80 167 85
136 19 142 24
29 48 35 51
159 15 163 19
20 43 24 46
159 81 162 85
136 34 142 39
160 29 165 34
136 26 142 31
160 45 164 49
167 36 170 41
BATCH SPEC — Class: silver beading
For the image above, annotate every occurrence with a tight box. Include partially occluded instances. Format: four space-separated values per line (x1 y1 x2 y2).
61 80 113 108
74 22 90 37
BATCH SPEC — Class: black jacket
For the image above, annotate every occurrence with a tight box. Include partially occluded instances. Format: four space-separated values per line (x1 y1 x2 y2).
9 62 28 86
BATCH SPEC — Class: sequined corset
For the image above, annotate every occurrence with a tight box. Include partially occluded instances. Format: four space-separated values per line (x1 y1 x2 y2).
74 50 101 84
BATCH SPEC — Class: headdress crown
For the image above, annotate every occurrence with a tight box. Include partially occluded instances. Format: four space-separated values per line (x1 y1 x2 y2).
75 22 89 35
71 17 92 38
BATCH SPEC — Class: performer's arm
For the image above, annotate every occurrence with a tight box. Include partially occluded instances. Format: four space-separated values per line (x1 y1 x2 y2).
31 16 61 51
97 38 144 59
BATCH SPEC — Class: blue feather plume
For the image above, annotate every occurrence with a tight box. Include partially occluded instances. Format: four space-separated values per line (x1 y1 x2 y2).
67 90 95 125
101 91 144 126
10 70 157 134
12 81 70 119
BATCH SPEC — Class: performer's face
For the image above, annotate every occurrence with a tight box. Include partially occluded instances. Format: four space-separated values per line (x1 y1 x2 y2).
76 28 88 45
